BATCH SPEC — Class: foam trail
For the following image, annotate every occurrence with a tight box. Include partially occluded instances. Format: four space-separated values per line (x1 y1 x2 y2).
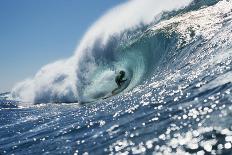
12 0 192 104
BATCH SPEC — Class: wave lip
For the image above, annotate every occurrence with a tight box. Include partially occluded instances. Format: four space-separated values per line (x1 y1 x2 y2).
12 0 194 104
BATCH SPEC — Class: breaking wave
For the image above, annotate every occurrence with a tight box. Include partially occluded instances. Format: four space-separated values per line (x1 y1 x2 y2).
12 0 220 104
4 0 232 154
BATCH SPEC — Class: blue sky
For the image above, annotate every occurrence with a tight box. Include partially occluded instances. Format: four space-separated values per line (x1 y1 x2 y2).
0 0 126 92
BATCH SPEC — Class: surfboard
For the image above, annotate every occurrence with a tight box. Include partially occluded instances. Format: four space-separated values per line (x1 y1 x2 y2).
102 77 131 100
82 73 132 103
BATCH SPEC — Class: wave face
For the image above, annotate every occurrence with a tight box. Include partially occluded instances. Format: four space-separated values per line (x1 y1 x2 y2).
11 0 192 104
3 0 232 154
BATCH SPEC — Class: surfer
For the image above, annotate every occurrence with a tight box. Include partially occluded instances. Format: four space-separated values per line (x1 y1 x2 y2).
112 70 127 94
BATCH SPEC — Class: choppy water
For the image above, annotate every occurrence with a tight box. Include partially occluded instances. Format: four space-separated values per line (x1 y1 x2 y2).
2 0 232 154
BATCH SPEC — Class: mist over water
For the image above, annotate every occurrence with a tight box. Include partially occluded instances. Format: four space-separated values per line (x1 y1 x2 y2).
11 0 192 104
2 0 232 154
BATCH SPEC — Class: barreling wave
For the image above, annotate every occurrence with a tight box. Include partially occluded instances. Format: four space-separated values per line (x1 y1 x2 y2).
11 0 222 104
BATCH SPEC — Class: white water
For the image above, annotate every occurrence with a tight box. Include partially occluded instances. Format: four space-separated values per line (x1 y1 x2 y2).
12 0 192 104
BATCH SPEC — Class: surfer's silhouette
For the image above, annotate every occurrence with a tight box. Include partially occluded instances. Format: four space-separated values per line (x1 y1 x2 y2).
112 70 127 94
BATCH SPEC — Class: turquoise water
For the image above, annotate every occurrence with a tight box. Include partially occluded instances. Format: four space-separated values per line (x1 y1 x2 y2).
2 0 232 154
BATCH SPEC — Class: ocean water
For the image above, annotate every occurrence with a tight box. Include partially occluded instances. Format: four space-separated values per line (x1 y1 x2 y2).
2 0 232 154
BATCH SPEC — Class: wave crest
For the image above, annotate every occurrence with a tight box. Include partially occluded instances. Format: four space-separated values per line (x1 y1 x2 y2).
12 0 195 104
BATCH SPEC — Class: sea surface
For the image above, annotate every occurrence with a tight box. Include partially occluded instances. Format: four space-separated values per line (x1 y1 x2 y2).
2 0 232 154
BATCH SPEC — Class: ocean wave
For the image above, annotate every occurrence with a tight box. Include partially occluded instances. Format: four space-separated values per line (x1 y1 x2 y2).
3 1 232 154
11 0 226 105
